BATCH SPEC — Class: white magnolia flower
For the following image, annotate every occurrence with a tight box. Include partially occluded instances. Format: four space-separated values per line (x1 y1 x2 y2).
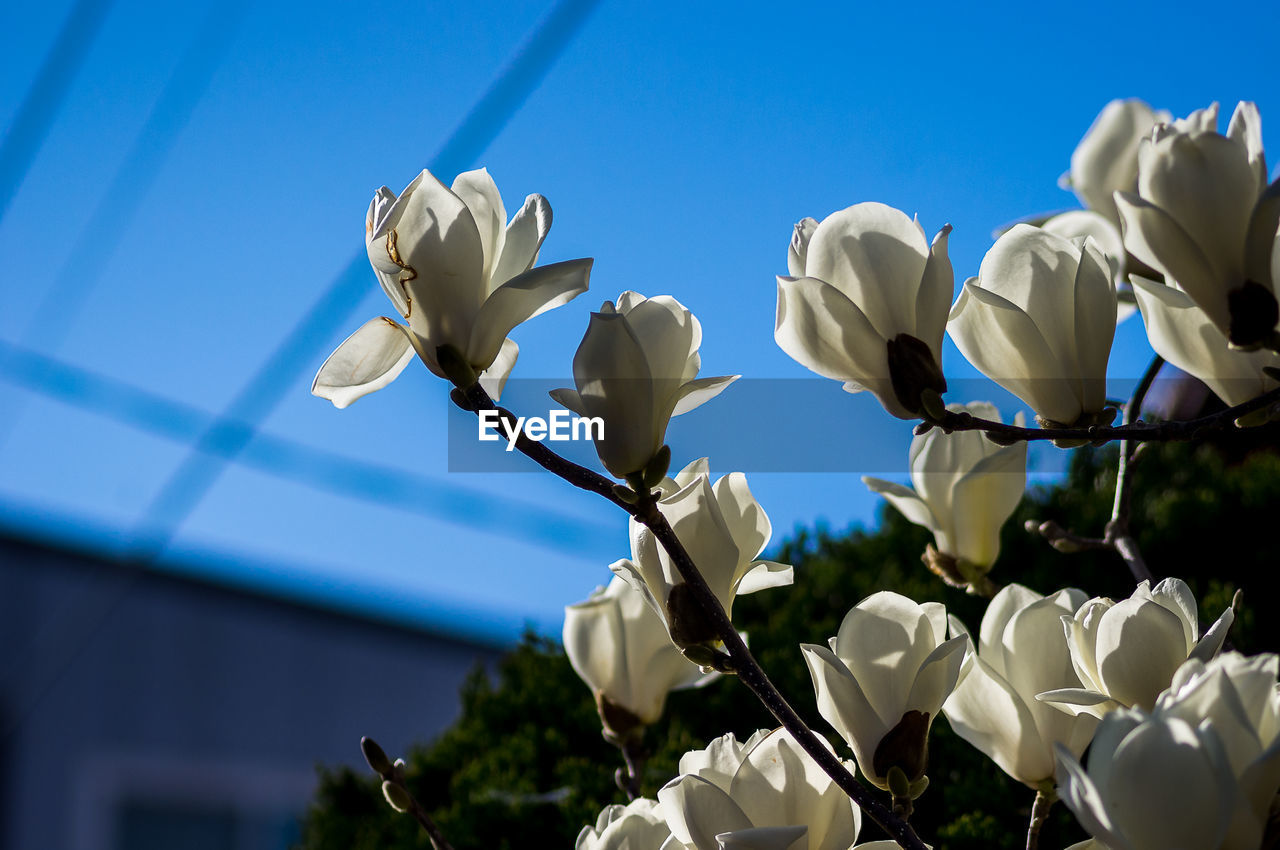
1039 578 1234 718
612 460 792 648
801 592 967 788
564 576 719 736
1131 276 1280 407
942 584 1098 786
577 798 672 850
775 202 954 419
1055 708 1238 850
313 168 592 406
1156 652 1280 850
550 293 737 479
1064 99 1171 228
948 224 1117 427
862 401 1026 578
658 729 860 850
1115 101 1280 348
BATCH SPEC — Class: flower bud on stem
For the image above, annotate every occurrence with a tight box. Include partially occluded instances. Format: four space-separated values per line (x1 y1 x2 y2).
359 736 456 850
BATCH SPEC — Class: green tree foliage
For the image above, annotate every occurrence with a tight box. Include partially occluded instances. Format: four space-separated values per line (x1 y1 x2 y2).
298 441 1280 850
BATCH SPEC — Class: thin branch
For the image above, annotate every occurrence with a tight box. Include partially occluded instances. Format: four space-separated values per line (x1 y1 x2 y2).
453 386 929 850
925 380 1280 445
1105 356 1164 584
1025 358 1166 584
455 386 631 510
1026 787 1056 850
615 737 646 801
362 737 457 850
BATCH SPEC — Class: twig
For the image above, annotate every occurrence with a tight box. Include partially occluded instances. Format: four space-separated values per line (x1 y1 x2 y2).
615 738 646 801
1026 786 1056 850
1105 356 1164 584
1024 358 1163 584
361 737 457 850
927 379 1280 445
453 386 930 850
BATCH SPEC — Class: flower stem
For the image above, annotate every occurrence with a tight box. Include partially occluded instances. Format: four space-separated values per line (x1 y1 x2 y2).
454 384 930 850
1026 786 1056 850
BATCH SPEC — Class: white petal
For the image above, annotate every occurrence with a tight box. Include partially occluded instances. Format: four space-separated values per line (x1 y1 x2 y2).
735 561 794 595
658 775 754 850
861 477 941 540
1131 277 1280 407
1138 131 1259 286
801 643 884 776
943 652 1052 784
904 634 967 716
1115 192 1230 332
312 317 414 408
384 170 487 348
948 281 1080 424
787 217 819 278
716 826 808 850
915 224 955 355
467 258 593 369
671 375 739 417
1094 597 1189 709
1072 238 1118 413
775 276 907 418
804 202 931 339
1036 688 1121 719
452 168 508 286
948 443 1027 568
492 193 552 288
478 337 519 401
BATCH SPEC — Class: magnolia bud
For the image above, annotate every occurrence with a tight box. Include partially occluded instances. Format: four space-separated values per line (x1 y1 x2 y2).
382 780 412 813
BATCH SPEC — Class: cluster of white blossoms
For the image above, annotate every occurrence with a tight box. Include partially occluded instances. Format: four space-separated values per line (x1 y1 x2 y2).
315 96 1280 850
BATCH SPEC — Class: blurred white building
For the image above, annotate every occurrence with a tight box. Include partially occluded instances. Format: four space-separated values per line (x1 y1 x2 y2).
0 531 502 850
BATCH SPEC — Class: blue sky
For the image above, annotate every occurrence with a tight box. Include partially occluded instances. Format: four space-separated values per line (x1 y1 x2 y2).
1 0 1276 643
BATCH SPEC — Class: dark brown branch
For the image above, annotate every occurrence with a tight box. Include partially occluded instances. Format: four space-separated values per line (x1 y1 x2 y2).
452 385 929 850
927 379 1280 445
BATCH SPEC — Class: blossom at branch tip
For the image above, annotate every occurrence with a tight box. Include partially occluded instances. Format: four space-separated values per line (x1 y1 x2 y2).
948 224 1117 428
801 592 967 789
1130 276 1280 409
862 401 1026 580
657 729 861 850
1055 708 1238 850
576 798 671 850
1114 101 1280 349
775 202 954 419
1038 578 1234 719
550 293 737 479
313 168 592 407
942 584 1098 787
611 459 792 651
563 575 719 740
